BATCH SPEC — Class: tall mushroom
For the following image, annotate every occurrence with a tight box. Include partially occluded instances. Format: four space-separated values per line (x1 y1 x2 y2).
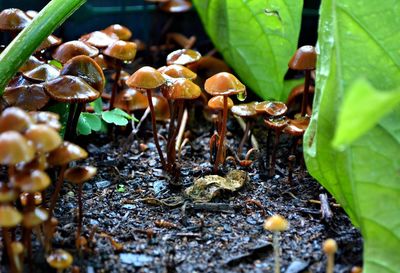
126 66 167 169
204 72 246 173
288 45 317 117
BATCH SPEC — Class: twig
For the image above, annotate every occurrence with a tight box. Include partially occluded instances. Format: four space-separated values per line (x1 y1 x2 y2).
319 193 333 221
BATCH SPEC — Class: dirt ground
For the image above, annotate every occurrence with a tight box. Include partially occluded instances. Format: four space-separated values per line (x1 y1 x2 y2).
25 115 363 273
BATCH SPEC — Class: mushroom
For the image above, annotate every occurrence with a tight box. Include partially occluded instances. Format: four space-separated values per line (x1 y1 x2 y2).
126 66 167 169
159 0 192 13
114 87 149 114
10 241 24 273
64 166 97 248
255 101 288 177
52 41 99 64
0 107 32 133
288 45 317 117
22 64 60 83
79 30 119 49
103 24 132 41
163 78 201 176
323 238 337 273
103 40 137 110
4 83 50 111
264 215 289 273
19 55 44 73
286 83 315 117
166 48 201 66
204 72 246 173
0 8 31 38
46 249 73 273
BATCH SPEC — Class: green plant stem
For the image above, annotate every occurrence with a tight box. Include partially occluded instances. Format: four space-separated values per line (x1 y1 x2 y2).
0 0 86 95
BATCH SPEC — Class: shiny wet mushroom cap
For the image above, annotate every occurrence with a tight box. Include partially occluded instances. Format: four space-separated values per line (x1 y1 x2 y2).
22 207 49 228
163 78 201 100
36 34 62 52
159 0 192 13
47 141 88 166
126 66 166 90
288 45 317 70
204 72 245 96
208 96 234 111
0 107 32 133
264 116 288 130
282 116 310 136
152 95 170 122
0 205 22 227
166 49 201 66
103 24 132 41
103 40 137 62
158 64 197 80
44 75 100 103
24 124 62 153
0 131 35 165
29 111 61 131
11 170 51 193
47 249 73 270
65 166 97 184
80 30 119 48
4 84 50 111
22 64 60 83
60 55 105 92
114 88 149 112
0 8 31 31
255 101 287 117
231 102 259 118
52 41 99 64
19 56 44 73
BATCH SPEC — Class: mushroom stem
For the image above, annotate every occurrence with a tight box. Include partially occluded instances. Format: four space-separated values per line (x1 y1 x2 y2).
70 103 84 140
213 95 228 173
326 253 334 273
301 70 311 117
238 120 250 156
175 108 188 151
269 130 281 177
109 64 121 110
64 103 77 141
2 227 16 273
48 164 68 218
146 89 166 170
273 231 281 273
168 100 184 173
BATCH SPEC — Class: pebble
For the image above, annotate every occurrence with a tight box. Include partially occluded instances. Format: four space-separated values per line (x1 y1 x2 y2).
122 204 136 210
90 219 99 226
96 180 111 189
119 253 153 266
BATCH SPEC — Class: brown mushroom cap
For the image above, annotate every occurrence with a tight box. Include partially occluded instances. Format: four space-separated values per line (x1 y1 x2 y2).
126 66 166 90
25 10 38 19
4 84 49 111
288 45 317 70
0 131 35 165
93 54 108 70
263 214 289 232
22 207 49 228
0 107 32 133
159 0 192 13
0 205 22 227
22 64 60 83
52 41 99 64
166 49 201 66
47 249 73 270
231 102 259 117
103 24 132 41
282 116 310 136
60 55 105 92
11 170 51 193
0 8 31 31
204 72 245 96
29 111 61 131
19 56 44 73
152 95 170 121
158 64 197 80
208 96 234 111
24 124 62 153
36 35 62 52
103 40 137 62
79 31 119 48
264 116 288 130
163 78 201 100
47 141 88 166
114 88 149 112
20 192 43 206
65 166 97 184
44 75 100 103
286 83 315 115
255 101 287 117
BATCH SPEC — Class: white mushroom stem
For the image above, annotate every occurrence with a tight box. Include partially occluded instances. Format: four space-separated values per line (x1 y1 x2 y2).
326 252 334 273
175 108 188 151
273 231 281 273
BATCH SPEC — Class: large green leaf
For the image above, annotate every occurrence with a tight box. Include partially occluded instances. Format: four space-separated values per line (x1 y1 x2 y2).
193 0 303 100
304 0 400 272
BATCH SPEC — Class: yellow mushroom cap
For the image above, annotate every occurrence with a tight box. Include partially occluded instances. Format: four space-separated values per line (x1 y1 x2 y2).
24 124 62 153
0 131 35 165
208 96 234 111
158 64 197 80
11 241 24 255
0 107 33 133
204 72 245 96
47 142 88 166
263 215 289 232
103 24 132 41
22 207 49 228
0 205 22 227
323 238 338 254
163 78 201 100
11 170 51 193
47 249 73 270
103 40 137 61
126 66 166 90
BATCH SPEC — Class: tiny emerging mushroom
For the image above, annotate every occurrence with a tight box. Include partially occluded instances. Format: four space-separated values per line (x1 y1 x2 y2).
323 238 337 273
264 215 289 273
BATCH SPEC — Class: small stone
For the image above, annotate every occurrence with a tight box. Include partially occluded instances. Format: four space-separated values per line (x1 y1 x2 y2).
119 253 153 266
90 219 99 226
122 204 136 210
96 180 111 189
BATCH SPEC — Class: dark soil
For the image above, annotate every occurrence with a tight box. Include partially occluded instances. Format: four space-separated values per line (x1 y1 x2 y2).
9 115 363 273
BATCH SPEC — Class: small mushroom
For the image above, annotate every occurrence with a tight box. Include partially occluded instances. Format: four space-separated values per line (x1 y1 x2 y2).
205 72 246 173
64 166 97 247
22 64 60 83
46 249 73 273
114 87 149 113
159 0 192 13
52 41 99 64
264 215 289 273
103 24 132 41
0 8 31 37
4 83 50 111
0 107 32 133
288 45 317 117
126 66 167 169
323 238 337 273
79 30 119 49
166 48 201 66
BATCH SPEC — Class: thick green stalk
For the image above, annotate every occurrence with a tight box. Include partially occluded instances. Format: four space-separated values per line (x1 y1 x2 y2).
0 0 86 95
